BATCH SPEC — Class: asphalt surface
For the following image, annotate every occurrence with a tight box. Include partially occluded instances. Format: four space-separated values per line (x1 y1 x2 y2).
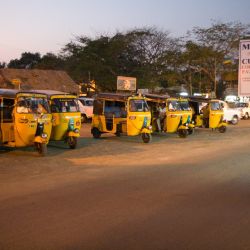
1 121 250 250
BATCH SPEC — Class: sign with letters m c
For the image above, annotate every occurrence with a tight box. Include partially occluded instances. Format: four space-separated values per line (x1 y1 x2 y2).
238 40 250 96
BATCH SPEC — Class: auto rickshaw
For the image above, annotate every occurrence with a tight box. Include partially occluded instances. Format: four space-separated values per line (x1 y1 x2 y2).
0 89 52 156
91 93 152 143
36 90 81 149
188 97 227 133
145 94 195 138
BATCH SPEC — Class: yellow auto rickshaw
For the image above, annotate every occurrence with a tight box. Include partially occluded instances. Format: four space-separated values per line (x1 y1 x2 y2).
91 93 152 143
145 94 195 138
0 89 52 156
189 97 227 133
36 90 81 149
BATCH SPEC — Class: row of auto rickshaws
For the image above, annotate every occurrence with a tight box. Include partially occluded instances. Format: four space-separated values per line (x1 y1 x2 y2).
0 89 227 156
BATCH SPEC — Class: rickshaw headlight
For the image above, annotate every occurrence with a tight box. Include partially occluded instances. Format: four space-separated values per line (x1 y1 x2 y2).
41 133 48 139
148 125 152 130
74 128 80 134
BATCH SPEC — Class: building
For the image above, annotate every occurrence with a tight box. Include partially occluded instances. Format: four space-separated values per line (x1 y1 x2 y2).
0 69 79 93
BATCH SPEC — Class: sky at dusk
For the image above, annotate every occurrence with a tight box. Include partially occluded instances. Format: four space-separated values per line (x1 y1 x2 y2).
0 0 250 63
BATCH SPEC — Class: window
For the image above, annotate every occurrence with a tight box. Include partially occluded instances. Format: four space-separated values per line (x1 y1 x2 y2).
51 98 79 113
129 99 149 112
3 98 14 122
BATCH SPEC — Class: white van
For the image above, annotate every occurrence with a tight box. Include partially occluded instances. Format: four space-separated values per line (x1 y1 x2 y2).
220 101 242 125
235 102 250 119
78 97 94 122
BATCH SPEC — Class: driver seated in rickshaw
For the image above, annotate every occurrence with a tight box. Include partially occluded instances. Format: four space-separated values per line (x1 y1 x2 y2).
201 103 210 128
16 100 30 113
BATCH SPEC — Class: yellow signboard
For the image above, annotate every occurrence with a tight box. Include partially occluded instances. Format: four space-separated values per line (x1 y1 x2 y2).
11 78 21 85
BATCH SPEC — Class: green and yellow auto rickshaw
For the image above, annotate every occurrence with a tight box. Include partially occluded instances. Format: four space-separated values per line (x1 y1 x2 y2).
189 97 227 133
145 94 195 138
91 93 152 143
37 90 81 149
0 89 52 156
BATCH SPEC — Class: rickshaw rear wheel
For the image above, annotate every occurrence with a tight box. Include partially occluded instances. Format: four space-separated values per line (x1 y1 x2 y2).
35 142 47 156
141 133 152 143
92 127 101 139
178 129 188 138
219 126 226 133
68 136 77 149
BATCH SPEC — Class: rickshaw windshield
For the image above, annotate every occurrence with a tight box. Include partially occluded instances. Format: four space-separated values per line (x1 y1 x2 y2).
167 100 182 111
179 101 191 111
210 102 223 111
129 99 149 112
16 97 50 114
51 98 79 113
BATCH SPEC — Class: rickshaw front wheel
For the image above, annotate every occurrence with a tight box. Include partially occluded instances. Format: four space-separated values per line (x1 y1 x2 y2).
68 136 77 149
141 133 152 143
188 128 194 135
219 126 226 133
92 127 101 139
35 142 47 156
178 129 188 138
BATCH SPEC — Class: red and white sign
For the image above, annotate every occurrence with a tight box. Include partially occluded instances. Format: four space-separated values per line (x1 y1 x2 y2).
238 40 250 96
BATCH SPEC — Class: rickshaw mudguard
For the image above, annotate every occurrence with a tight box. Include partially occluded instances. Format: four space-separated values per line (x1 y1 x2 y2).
188 123 195 129
141 127 152 134
67 131 80 137
178 125 188 130
34 136 48 144
218 122 227 128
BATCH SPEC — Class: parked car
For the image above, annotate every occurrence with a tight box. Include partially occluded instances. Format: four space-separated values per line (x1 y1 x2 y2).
220 101 242 125
235 102 250 119
78 97 94 123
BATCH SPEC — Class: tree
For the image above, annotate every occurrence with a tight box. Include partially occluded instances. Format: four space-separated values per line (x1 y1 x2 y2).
60 27 178 91
36 53 65 70
186 21 250 95
0 62 6 68
8 52 41 69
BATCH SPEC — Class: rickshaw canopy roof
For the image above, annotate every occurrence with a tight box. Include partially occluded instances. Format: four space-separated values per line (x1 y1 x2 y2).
29 90 76 99
0 89 48 98
95 92 133 102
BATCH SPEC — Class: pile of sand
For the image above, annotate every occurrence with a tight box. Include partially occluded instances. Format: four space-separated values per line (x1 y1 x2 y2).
0 69 79 93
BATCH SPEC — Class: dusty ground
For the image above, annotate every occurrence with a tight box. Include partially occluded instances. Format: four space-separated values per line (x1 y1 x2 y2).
1 121 250 250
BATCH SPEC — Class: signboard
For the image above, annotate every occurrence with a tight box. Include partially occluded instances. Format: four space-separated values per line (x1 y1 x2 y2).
117 76 136 91
11 78 21 85
11 78 21 90
238 40 250 96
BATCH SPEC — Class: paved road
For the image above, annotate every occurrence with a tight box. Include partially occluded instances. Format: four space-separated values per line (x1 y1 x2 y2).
1 121 250 250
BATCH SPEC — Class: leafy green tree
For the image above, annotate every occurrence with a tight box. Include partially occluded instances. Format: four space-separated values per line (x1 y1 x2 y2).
186 21 250 95
36 53 65 70
8 52 41 69
0 62 6 68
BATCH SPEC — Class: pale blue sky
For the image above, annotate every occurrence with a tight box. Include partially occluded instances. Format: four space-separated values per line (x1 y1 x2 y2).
0 0 250 62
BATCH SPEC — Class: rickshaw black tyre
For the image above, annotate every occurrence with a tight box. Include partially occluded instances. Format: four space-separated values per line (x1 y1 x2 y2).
178 129 188 138
188 128 194 135
92 127 101 139
68 136 77 149
219 126 226 133
36 143 47 156
142 133 152 143
115 132 121 137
